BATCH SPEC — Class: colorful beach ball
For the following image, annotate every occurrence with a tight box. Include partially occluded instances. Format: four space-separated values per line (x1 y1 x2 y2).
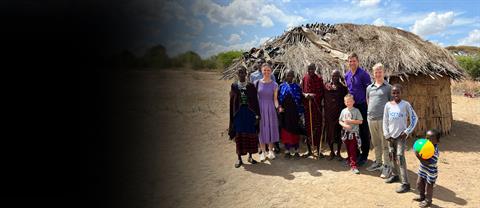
413 138 434 159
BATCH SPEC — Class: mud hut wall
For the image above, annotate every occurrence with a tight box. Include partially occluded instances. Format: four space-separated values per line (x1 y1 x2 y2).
389 75 452 136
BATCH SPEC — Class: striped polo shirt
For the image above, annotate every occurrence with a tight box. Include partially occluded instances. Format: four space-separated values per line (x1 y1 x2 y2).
418 144 439 184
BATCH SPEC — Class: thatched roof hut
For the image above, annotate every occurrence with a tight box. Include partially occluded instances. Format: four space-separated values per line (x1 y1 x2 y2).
222 23 465 136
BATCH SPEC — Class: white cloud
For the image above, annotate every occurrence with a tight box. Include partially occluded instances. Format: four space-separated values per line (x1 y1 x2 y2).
256 36 273 46
199 36 270 58
353 0 381 7
387 12 428 25
282 0 291 2
227 34 242 43
429 40 445 47
410 11 455 37
304 2 428 28
307 4 382 21
259 16 274 27
458 29 480 46
184 18 204 34
373 18 386 26
261 4 305 27
452 16 480 27
193 0 305 28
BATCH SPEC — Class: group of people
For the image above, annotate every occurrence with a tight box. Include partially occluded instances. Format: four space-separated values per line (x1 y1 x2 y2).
229 53 440 207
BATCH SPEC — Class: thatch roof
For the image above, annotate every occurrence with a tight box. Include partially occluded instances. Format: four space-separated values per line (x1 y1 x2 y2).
222 23 465 81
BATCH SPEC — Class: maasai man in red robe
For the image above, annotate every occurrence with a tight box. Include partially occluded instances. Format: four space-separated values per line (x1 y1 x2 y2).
301 63 325 158
324 70 348 160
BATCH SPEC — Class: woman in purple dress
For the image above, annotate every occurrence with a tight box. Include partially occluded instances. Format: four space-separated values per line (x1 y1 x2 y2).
255 63 280 162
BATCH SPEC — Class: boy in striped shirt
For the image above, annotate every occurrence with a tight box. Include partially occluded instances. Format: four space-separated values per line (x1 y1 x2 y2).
414 129 440 208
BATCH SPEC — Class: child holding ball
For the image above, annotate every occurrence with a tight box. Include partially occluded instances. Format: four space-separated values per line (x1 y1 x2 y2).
414 129 440 208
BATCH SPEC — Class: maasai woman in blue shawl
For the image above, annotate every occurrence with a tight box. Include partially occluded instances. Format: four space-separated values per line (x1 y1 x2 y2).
278 70 304 159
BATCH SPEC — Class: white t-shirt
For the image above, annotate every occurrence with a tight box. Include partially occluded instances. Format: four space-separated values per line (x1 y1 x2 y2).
382 100 418 139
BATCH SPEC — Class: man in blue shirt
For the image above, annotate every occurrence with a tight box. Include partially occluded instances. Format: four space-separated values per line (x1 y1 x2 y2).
345 53 372 166
249 59 276 83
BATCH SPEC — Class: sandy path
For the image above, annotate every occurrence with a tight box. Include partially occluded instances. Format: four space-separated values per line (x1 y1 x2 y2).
120 70 480 208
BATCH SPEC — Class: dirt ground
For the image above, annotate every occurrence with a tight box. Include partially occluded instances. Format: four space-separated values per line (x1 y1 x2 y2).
120 69 480 208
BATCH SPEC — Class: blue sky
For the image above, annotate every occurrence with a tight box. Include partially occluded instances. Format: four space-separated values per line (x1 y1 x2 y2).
130 0 480 58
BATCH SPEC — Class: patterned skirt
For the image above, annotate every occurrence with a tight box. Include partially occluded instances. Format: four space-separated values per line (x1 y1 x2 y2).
281 128 300 149
234 105 259 155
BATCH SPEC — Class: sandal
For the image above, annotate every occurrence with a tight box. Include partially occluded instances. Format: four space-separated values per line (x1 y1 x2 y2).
328 152 335 160
302 151 313 158
235 160 243 168
317 152 325 159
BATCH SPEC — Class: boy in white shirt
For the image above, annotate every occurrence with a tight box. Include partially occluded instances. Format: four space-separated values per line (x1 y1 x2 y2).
383 84 418 193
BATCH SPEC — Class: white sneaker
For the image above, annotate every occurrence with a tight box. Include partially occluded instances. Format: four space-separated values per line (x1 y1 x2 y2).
367 162 383 172
352 168 360 174
380 165 392 178
268 151 276 160
259 152 266 162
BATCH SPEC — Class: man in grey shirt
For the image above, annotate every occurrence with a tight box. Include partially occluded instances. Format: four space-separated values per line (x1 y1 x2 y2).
366 63 392 177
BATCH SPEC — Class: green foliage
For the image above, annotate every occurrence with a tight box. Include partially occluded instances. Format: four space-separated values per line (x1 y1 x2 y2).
202 56 218 70
142 44 170 68
111 44 244 71
171 51 203 69
456 54 480 79
214 51 243 69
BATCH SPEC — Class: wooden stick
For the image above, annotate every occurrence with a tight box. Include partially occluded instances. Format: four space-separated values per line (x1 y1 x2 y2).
309 98 314 151
319 108 325 156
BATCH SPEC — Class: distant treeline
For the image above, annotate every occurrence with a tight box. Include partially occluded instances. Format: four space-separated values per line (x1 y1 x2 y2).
109 44 479 79
456 55 480 80
446 45 480 56
446 46 480 80
109 44 243 71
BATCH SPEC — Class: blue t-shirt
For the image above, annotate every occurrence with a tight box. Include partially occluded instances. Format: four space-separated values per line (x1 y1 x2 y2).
250 70 276 83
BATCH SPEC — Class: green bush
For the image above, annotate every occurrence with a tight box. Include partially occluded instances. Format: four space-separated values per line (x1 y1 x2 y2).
215 51 243 69
456 54 480 79
172 51 203 69
111 44 244 71
201 56 218 70
142 45 170 68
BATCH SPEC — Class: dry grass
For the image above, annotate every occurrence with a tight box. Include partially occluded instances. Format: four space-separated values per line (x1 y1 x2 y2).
451 79 480 96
